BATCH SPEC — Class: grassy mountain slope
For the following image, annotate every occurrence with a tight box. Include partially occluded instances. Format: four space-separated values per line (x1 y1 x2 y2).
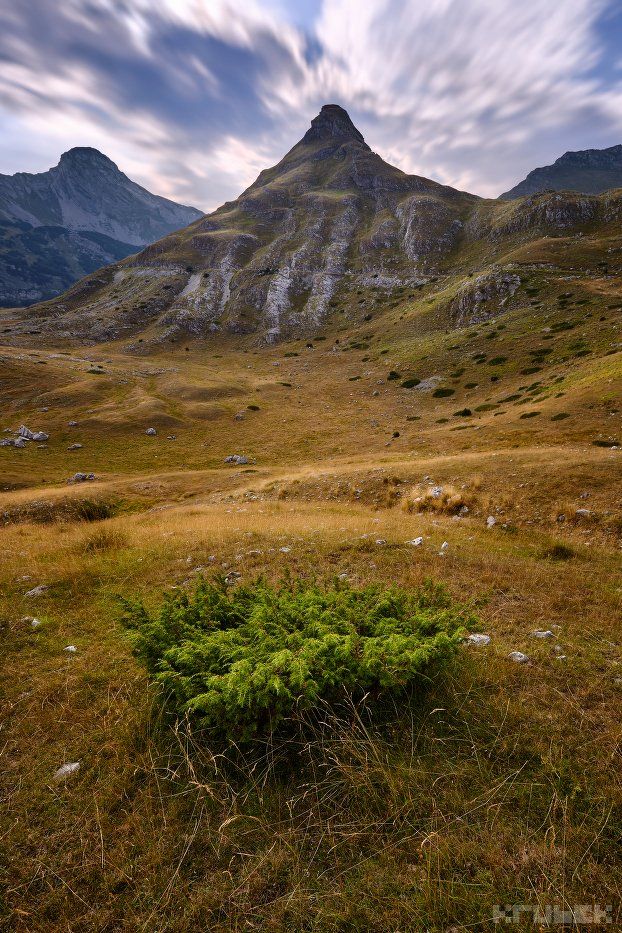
1 107 621 930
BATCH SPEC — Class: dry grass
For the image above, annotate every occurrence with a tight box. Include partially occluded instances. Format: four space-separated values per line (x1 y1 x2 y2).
1 291 621 929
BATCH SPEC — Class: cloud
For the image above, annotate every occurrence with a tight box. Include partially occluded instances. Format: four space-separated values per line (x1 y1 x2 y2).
0 0 621 208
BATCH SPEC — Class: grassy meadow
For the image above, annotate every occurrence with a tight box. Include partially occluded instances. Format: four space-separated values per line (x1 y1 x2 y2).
1 268 621 930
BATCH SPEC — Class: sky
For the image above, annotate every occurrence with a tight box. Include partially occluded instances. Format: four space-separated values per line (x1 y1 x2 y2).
1 0 622 211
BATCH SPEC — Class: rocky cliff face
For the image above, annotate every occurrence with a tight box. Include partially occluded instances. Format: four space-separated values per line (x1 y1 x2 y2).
500 144 622 199
0 148 202 306
12 107 622 345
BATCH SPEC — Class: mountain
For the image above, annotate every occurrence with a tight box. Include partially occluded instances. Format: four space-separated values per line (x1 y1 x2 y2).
8 105 622 346
0 148 202 306
500 144 622 199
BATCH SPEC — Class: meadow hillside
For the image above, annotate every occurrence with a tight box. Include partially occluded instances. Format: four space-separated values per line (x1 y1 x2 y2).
1 107 621 931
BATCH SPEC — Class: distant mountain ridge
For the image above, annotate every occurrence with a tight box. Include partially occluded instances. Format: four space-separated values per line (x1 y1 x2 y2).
0 148 202 307
500 144 622 199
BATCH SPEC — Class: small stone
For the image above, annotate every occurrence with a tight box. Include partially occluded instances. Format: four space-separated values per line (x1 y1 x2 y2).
68 421 78 427
430 486 443 499
64 645 78 653
406 537 424 547
25 585 48 597
508 651 529 664
375 538 387 545
67 443 83 450
575 508 591 518
279 546 291 553
145 427 157 436
31 618 42 629
466 633 491 646
532 630 554 638
440 541 449 550
53 761 80 783
486 515 496 528
68 472 96 483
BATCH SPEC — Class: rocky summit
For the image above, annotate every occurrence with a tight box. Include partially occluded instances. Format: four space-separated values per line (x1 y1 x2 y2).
0 148 202 306
7 105 622 347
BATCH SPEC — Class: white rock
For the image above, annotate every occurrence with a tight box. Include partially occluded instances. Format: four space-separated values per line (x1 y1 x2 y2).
68 472 95 483
64 645 78 653
279 546 291 553
440 541 449 551
375 539 387 545
68 443 83 450
53 761 80 783
575 508 591 518
31 618 42 629
532 630 554 638
145 427 157 436
466 633 491 646
508 651 529 663
406 537 424 547
25 585 48 597
486 516 496 528
430 486 443 499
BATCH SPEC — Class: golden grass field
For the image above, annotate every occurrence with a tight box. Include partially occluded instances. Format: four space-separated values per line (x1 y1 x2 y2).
1 272 621 930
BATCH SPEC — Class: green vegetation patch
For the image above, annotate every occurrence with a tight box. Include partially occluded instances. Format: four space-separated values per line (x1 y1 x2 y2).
122 578 466 741
433 387 455 398
401 377 421 388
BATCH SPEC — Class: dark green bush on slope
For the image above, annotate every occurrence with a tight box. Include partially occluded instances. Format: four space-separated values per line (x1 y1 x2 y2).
122 579 467 741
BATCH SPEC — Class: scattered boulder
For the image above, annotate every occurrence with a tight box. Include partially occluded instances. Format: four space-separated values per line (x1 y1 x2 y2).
68 421 78 427
508 651 530 663
532 630 554 638
145 427 157 436
68 443 83 450
575 508 591 518
486 515 496 528
17 425 49 442
406 537 424 546
466 633 491 646
64 645 78 653
68 472 96 483
224 454 249 465
0 437 26 448
24 585 48 598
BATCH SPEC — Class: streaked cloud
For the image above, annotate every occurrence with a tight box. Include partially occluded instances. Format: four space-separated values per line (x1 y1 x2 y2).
0 0 621 209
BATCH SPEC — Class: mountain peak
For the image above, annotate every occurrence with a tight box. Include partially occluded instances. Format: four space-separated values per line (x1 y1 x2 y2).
301 104 366 145
58 147 119 171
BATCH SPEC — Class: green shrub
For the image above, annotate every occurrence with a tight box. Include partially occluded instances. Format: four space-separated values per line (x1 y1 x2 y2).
401 377 421 388
433 388 455 398
122 578 466 741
